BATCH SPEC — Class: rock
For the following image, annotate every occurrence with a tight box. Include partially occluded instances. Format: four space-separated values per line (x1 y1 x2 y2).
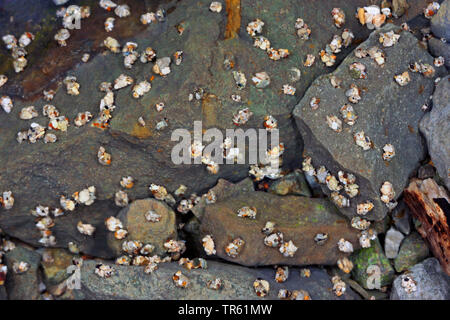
394 232 429 272
191 178 254 221
390 258 450 300
351 239 395 289
384 227 405 259
40 248 75 286
428 38 450 68
0 286 7 300
391 201 412 235
0 0 431 251
268 170 311 197
50 200 122 259
293 24 442 221
77 259 360 300
420 75 450 190
392 0 409 18
199 191 360 267
107 198 177 257
417 163 436 180
304 172 325 197
431 0 450 41
4 245 41 300
404 178 450 275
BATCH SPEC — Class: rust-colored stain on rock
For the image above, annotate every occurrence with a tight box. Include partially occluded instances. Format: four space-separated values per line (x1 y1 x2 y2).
225 0 241 39
131 123 152 139
202 94 219 127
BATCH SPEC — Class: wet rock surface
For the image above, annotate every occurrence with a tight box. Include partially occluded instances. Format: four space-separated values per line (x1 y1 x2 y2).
77 259 360 300
428 38 450 68
41 248 76 286
351 239 395 289
107 198 177 257
394 232 429 272
0 0 445 301
200 191 360 266
391 258 450 300
0 0 434 250
191 178 255 221
4 245 42 300
293 24 443 221
268 169 311 197
391 201 412 235
431 0 450 41
420 75 450 190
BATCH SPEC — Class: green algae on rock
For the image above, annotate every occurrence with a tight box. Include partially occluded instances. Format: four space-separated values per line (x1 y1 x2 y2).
394 232 429 272
351 239 395 289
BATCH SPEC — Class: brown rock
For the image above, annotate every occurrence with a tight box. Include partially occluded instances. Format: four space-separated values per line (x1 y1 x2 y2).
191 178 254 220
107 198 177 257
392 0 409 17
199 192 360 266
41 248 75 286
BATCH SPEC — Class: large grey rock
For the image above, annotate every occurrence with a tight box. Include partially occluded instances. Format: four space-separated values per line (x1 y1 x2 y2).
0 0 432 251
420 75 450 190
4 245 41 300
293 24 440 221
77 259 360 300
199 191 360 267
428 37 450 68
431 0 450 41
391 258 450 300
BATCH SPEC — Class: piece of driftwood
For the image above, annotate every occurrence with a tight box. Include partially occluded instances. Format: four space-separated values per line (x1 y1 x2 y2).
404 178 450 275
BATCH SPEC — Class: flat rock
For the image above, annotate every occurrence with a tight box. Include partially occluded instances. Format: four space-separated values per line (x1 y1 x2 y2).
77 259 360 300
390 258 450 300
4 245 41 300
293 24 441 221
420 75 450 190
199 191 360 267
394 232 429 272
191 178 255 221
431 0 450 41
107 198 177 257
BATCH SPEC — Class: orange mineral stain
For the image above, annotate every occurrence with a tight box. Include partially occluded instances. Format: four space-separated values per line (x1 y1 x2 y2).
131 123 152 139
225 0 241 39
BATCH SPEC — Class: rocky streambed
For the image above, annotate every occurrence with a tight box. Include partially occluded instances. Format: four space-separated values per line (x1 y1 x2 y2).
0 0 449 300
